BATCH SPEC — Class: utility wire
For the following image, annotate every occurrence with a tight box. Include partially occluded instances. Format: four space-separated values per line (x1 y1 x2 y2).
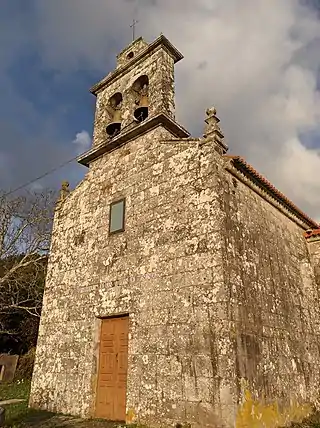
3 117 141 199
3 154 79 198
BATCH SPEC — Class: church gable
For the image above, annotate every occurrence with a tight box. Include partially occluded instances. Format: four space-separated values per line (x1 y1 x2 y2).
30 33 320 428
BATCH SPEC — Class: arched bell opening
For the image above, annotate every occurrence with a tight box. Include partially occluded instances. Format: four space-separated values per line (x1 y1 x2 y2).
106 92 123 137
132 75 149 123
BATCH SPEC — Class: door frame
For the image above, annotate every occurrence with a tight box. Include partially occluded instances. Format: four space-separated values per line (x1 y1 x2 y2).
93 312 130 420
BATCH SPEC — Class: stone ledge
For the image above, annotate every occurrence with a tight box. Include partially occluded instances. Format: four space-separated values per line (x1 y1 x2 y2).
90 34 183 95
77 113 190 167
305 235 320 243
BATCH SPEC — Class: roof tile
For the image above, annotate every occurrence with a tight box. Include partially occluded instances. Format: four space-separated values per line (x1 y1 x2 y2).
305 229 320 239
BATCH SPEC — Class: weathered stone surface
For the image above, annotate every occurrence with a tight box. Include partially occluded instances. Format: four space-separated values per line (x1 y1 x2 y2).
116 37 149 69
91 36 177 148
0 354 19 383
307 232 320 288
30 35 320 428
221 166 320 426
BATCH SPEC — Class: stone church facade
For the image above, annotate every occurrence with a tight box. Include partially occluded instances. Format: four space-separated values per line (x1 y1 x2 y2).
29 35 320 427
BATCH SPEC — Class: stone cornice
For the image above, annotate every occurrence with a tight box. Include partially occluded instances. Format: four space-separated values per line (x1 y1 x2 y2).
77 113 190 167
90 35 183 96
160 137 201 143
305 229 320 242
306 236 320 243
225 159 318 230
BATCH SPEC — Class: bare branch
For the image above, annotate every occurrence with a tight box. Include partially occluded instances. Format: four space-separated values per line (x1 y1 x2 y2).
0 188 56 323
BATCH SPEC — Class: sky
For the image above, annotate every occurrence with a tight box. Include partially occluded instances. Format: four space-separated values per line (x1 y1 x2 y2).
0 0 320 221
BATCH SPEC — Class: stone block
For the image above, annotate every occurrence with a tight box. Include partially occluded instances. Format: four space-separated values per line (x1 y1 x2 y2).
0 354 19 383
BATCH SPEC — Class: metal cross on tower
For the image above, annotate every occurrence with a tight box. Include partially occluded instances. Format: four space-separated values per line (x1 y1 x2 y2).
130 19 139 41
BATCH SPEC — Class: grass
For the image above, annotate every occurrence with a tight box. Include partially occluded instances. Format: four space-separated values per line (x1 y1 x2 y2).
0 380 145 427
0 380 32 427
1 380 320 427
0 380 31 401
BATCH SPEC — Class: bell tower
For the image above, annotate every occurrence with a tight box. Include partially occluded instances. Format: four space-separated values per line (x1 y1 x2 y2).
78 35 189 167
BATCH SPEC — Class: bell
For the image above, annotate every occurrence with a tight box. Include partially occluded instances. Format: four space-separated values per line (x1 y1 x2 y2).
134 94 149 122
106 122 121 137
106 108 122 137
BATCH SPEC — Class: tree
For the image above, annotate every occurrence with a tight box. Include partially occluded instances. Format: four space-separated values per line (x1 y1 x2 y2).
0 189 56 347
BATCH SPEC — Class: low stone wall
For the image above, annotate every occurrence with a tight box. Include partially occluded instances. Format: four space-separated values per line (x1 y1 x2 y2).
0 354 19 383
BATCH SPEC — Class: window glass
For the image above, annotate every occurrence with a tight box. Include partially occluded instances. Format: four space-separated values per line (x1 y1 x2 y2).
109 199 125 233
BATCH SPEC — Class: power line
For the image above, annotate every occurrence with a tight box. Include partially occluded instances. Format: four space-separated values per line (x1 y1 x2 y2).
3 118 141 198
3 154 79 198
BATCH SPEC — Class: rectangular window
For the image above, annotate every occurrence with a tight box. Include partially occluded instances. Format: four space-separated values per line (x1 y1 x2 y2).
109 198 125 234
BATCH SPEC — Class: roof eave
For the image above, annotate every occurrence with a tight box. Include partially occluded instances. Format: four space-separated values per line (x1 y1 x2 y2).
90 35 183 96
77 113 190 167
227 155 319 230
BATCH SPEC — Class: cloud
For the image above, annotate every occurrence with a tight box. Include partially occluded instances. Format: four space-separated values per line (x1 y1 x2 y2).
30 182 44 192
0 3 94 194
32 0 130 71
2 0 320 221
278 140 320 222
28 0 320 220
72 130 91 155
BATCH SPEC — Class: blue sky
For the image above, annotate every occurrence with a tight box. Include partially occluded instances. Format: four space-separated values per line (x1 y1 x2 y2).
1 1 320 219
0 1 98 191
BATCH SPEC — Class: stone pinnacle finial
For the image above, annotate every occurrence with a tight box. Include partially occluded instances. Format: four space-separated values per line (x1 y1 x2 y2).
203 107 228 154
58 180 70 203
206 107 217 117
204 107 221 135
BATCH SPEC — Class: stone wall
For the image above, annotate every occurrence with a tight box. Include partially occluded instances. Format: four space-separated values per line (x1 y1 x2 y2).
30 124 320 427
116 38 149 69
29 33 320 428
307 233 320 288
30 128 236 427
0 354 19 382
221 163 320 424
92 42 176 147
